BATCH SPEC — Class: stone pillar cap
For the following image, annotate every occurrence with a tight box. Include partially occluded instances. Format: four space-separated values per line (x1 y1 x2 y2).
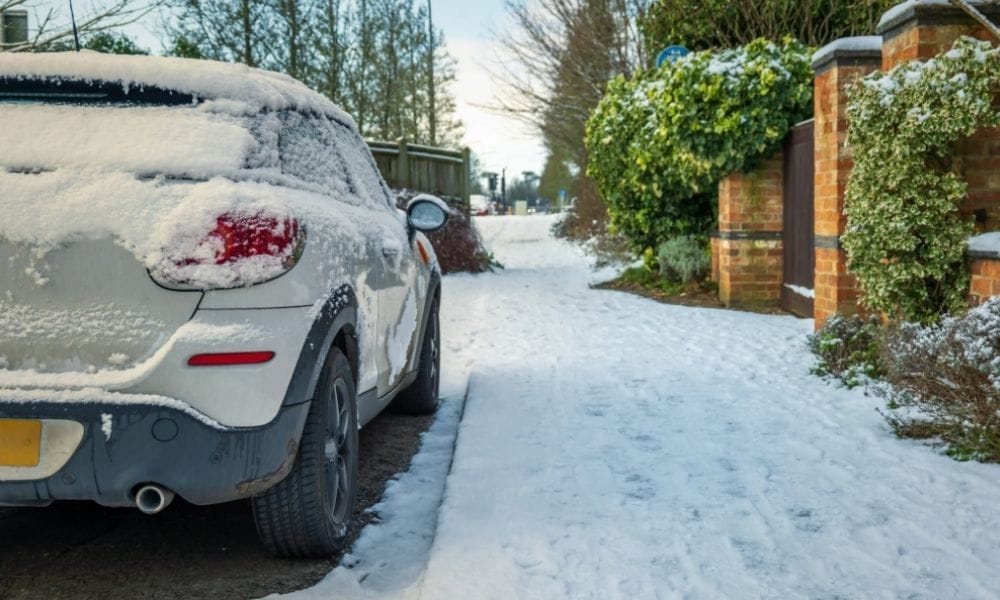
969 232 1000 259
811 36 883 71
876 0 998 35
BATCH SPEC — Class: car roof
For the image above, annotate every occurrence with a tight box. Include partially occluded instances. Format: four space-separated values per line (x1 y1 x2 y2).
0 51 356 127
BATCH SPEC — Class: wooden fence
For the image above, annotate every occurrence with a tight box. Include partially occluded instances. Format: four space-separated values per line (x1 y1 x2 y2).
367 138 471 211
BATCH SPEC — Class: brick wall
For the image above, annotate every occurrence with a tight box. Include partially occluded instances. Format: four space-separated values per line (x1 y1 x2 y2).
970 257 1000 305
716 152 784 307
811 39 882 328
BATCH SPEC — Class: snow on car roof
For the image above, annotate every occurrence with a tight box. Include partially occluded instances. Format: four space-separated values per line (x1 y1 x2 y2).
0 51 356 127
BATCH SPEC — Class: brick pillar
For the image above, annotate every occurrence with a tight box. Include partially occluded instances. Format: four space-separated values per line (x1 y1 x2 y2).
878 1 1000 69
811 38 883 329
969 236 1000 304
709 234 720 283
717 152 784 308
879 1 1000 313
879 1 1000 228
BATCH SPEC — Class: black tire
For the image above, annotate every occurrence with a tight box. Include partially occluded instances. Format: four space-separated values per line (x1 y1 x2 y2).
391 297 441 415
251 347 359 558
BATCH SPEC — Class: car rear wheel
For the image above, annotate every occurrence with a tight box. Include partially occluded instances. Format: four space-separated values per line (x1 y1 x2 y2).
252 347 359 558
391 297 441 415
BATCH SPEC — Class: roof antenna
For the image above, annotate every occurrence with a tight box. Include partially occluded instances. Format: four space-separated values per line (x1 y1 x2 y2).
68 0 81 51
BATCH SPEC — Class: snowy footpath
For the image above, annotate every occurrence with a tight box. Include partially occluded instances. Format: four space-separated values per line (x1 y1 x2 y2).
281 215 1000 600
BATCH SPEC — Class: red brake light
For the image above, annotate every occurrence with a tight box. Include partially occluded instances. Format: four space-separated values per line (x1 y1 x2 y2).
188 351 276 367
210 213 300 264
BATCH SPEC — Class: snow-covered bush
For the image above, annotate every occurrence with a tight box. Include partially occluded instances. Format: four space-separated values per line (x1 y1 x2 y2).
844 37 1000 324
876 298 1000 462
585 37 813 261
393 190 500 274
657 236 709 283
808 314 883 389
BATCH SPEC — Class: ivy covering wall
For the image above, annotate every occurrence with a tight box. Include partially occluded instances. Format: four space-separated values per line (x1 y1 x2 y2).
844 37 1000 323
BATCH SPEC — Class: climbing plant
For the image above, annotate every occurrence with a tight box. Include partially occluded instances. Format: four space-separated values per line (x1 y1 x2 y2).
844 37 1000 323
585 37 813 263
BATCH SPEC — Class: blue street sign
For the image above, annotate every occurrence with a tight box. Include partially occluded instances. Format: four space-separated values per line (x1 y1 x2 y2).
656 45 690 67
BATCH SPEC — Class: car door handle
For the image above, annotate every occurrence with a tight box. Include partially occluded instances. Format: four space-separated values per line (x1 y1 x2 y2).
382 241 401 257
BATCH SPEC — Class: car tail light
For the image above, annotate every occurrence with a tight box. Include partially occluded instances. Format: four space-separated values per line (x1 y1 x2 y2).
209 213 300 265
188 351 275 366
152 209 305 290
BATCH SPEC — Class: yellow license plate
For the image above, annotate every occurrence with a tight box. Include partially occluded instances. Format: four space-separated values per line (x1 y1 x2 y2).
0 420 42 467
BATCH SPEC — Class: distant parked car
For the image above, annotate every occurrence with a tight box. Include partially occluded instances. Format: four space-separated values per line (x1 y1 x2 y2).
0 53 447 558
469 193 491 216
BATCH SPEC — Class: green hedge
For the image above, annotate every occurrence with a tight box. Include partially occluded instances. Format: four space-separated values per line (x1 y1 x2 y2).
585 37 813 263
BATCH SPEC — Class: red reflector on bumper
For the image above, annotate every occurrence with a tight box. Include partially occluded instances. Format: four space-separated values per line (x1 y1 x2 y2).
187 351 275 366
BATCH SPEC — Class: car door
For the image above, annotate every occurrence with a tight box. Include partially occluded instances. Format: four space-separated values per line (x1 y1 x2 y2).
276 112 393 397
375 209 419 395
328 122 422 397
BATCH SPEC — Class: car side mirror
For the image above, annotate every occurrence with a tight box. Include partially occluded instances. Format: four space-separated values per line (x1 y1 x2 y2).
406 195 450 233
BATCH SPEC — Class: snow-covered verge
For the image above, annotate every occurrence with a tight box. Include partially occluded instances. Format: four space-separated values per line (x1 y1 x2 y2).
285 215 1000 599
266 277 477 600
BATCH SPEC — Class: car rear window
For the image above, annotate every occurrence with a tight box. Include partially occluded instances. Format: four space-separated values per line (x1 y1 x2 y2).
0 77 196 106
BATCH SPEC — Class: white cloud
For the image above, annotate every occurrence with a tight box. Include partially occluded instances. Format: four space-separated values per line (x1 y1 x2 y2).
446 36 546 178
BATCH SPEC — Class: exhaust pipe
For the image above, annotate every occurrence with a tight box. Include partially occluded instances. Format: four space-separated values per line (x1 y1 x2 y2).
134 484 175 515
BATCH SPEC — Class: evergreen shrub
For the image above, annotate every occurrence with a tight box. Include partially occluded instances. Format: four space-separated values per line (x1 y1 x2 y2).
657 236 709 283
844 37 1000 323
585 37 813 261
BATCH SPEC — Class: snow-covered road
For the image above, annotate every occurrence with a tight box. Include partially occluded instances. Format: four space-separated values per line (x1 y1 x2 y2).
287 215 1000 600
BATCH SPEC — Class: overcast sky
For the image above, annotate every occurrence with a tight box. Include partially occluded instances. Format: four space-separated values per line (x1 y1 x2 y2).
26 0 547 177
432 1 546 177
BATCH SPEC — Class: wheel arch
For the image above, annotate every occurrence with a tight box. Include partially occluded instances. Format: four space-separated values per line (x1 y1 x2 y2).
413 270 442 370
282 285 360 408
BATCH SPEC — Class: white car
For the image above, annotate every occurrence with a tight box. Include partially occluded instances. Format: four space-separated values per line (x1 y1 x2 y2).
0 52 447 557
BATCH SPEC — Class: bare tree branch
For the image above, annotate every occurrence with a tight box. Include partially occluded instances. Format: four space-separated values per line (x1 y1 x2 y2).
1 0 164 52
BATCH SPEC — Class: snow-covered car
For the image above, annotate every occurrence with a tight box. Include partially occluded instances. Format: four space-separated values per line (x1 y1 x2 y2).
0 53 447 557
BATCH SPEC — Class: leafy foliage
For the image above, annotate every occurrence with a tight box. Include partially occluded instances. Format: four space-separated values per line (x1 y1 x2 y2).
42 32 149 55
844 38 1000 323
585 38 812 259
808 314 883 389
538 150 574 207
658 236 709 283
876 298 1000 463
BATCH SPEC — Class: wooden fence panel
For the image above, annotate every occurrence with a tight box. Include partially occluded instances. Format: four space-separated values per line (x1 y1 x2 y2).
367 138 470 213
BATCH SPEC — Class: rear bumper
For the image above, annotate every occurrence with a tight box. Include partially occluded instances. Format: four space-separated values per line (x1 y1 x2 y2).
0 399 309 507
